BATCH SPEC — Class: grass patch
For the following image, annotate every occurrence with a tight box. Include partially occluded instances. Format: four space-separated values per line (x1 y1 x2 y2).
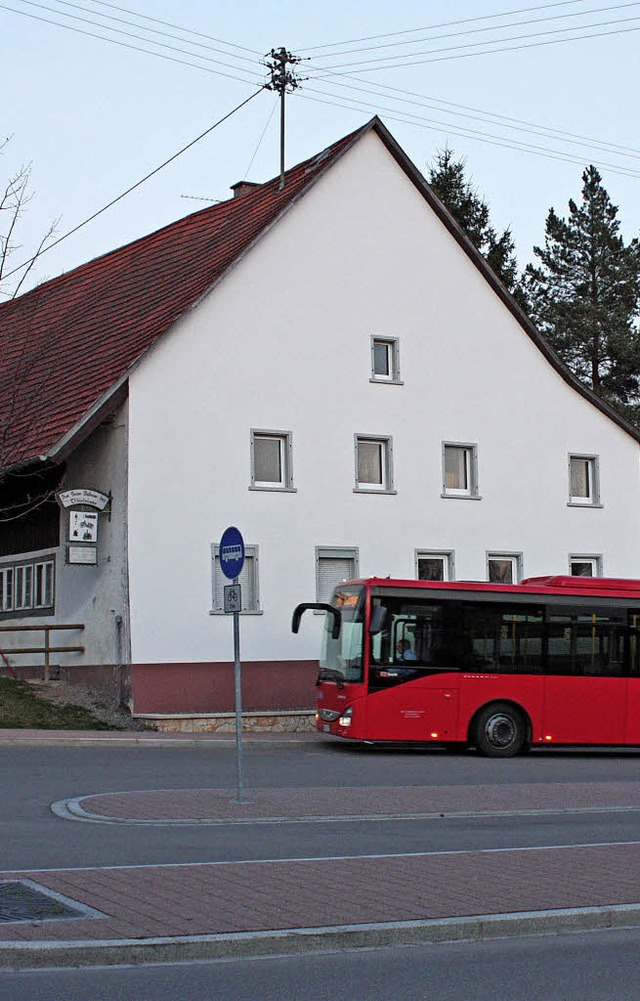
0 676 122 730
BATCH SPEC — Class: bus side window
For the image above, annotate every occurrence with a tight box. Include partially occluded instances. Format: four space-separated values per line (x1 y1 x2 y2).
628 613 640 676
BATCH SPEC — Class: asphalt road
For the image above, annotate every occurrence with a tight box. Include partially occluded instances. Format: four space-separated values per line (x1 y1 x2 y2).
2 929 640 1000
3 740 640 871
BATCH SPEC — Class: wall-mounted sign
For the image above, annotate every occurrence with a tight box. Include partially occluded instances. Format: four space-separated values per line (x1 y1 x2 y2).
67 546 98 566
57 488 110 511
69 510 99 543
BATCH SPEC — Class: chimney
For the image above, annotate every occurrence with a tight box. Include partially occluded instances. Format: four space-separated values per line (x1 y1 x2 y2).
231 181 259 198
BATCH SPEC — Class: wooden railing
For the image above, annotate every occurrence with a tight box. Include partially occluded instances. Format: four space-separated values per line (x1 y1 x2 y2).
0 624 85 682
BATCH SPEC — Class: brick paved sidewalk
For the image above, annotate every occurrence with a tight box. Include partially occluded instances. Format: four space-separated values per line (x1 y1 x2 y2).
1 843 640 949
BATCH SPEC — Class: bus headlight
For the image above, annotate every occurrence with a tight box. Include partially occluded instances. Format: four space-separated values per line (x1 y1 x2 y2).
318 709 341 722
338 707 353 728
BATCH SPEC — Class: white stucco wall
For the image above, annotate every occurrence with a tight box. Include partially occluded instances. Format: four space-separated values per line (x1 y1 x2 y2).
126 131 640 665
55 401 130 665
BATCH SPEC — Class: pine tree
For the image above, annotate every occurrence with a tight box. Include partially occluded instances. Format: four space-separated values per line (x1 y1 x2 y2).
428 148 523 301
524 166 640 421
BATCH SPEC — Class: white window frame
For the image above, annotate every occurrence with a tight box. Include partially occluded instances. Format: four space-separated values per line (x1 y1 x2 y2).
0 556 55 615
415 550 454 582
568 454 601 507
315 547 359 605
370 336 401 384
250 430 295 491
569 554 603 577
487 552 523 584
442 442 480 499
210 544 261 614
354 435 395 493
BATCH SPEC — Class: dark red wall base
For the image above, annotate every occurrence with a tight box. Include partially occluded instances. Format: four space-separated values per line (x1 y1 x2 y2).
131 660 319 714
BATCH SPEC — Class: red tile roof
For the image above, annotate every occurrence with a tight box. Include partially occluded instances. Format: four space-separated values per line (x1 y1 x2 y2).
0 119 372 471
1 115 638 473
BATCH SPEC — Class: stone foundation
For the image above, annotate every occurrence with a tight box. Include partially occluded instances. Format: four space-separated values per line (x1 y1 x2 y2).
133 710 316 734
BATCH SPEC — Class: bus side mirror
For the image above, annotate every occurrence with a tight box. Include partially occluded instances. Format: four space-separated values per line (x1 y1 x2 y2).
291 603 341 640
369 606 388 635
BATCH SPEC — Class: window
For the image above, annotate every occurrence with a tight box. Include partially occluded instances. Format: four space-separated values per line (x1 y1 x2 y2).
487 553 523 584
569 555 602 577
250 431 294 491
0 557 55 615
461 603 544 674
416 551 454 581
370 336 400 383
442 443 479 498
568 455 600 506
316 548 359 604
211 544 260 613
546 608 625 676
354 435 395 493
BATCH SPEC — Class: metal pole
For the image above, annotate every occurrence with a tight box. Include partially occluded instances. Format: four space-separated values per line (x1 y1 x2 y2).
232 579 245 803
279 85 285 191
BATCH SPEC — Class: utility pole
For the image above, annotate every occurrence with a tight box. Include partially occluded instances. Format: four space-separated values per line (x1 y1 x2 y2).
264 47 301 191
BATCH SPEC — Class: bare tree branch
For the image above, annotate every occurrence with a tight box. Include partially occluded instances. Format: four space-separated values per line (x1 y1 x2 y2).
0 140 59 300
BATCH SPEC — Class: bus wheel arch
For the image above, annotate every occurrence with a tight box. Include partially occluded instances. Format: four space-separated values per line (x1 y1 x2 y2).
469 701 530 758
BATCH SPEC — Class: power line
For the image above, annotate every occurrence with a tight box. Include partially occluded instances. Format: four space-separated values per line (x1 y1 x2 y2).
242 94 279 180
9 0 264 77
297 0 623 50
3 88 265 285
302 1 640 59
31 0 260 66
303 71 640 161
6 0 635 166
298 87 640 178
0 3 264 85
79 0 262 55
4 0 638 193
308 14 640 73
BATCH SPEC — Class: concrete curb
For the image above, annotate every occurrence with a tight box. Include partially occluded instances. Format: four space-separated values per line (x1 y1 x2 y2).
4 905 640 969
0 730 322 747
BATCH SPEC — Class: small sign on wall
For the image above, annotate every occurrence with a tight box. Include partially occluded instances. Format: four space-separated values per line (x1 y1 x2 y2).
67 546 98 566
57 488 110 511
69 510 99 543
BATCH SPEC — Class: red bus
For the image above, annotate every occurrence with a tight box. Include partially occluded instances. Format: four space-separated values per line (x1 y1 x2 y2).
292 576 640 756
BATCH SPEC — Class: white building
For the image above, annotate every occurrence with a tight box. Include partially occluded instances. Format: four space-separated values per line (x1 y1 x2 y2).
1 117 639 713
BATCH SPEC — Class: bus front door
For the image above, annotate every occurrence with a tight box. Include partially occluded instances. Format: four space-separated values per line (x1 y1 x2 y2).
365 678 459 742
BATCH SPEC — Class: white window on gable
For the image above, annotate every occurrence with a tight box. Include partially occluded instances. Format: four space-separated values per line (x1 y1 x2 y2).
370 336 400 383
211 544 261 613
569 455 600 506
416 551 454 581
487 553 523 584
250 431 294 491
569 555 602 577
442 443 479 498
354 435 395 493
316 547 359 604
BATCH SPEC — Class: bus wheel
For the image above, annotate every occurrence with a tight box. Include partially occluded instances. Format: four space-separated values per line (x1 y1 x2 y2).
472 703 526 758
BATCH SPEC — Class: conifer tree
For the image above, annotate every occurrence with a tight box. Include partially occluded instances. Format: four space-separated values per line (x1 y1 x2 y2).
428 148 523 301
524 166 640 421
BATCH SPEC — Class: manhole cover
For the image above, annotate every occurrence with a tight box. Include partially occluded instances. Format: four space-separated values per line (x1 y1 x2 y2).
0 880 97 923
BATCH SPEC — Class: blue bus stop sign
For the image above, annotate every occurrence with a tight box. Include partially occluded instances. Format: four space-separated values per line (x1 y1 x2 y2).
219 526 245 580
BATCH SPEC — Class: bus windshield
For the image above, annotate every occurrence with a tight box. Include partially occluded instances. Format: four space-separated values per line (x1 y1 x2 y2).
319 586 365 684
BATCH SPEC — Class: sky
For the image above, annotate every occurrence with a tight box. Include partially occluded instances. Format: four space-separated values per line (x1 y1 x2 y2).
2 0 640 295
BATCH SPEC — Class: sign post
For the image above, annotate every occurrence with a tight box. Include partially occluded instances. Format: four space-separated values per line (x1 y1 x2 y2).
219 526 246 804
